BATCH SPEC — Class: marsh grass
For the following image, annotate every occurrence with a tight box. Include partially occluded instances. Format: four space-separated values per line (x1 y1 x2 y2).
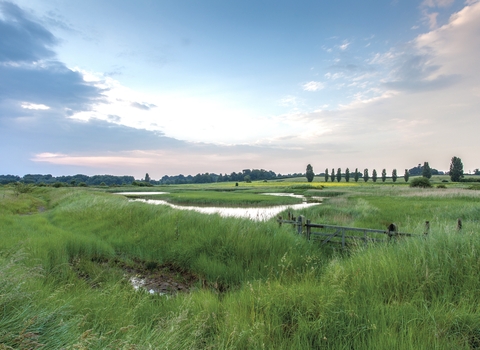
1 185 479 349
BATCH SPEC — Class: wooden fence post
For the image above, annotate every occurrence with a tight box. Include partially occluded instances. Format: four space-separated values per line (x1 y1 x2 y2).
297 215 304 235
388 223 398 239
424 221 430 235
306 219 311 240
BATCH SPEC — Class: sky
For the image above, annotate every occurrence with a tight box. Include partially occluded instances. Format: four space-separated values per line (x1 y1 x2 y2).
1 0 479 179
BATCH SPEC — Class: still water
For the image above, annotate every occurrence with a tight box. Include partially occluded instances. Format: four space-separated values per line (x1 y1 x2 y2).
116 192 320 221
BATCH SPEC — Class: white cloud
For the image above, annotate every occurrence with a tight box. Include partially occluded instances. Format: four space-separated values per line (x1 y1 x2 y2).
324 72 344 80
422 0 455 7
21 102 50 110
278 95 300 107
426 11 439 29
339 40 351 50
302 81 324 92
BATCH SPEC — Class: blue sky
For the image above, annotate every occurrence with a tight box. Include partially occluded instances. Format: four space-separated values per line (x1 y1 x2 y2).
1 0 479 179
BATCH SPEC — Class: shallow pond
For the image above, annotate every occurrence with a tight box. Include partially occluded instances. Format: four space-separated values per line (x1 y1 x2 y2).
116 192 321 221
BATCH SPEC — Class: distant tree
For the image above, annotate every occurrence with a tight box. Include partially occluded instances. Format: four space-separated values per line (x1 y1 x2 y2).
363 169 369 182
336 168 342 182
449 156 464 182
330 169 335 182
145 173 151 183
372 169 378 182
381 169 387 182
345 168 350 182
244 175 252 183
392 169 398 183
474 168 480 175
354 168 360 182
409 164 423 176
324 168 329 182
404 169 409 182
306 164 314 183
422 162 432 179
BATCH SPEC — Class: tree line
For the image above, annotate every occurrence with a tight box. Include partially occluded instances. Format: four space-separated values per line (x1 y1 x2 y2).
0 174 135 186
0 168 300 186
1 158 472 187
305 157 469 183
159 169 302 185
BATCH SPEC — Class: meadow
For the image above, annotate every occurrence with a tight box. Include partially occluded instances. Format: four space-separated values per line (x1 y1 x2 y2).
0 177 479 349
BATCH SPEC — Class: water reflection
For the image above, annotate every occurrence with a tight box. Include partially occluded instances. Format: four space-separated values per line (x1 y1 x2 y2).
116 192 321 221
115 192 168 195
126 195 320 221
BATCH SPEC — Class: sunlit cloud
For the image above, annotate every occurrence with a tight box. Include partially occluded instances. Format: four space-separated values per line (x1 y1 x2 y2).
302 81 324 91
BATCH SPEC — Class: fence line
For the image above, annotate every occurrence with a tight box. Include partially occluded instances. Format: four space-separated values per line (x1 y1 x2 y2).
277 214 434 248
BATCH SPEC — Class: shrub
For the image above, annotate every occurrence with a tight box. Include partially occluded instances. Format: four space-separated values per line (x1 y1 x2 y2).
437 184 447 189
12 182 34 195
409 177 432 188
132 181 153 187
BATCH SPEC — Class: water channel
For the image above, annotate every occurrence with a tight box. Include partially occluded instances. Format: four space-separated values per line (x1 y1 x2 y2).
115 192 321 221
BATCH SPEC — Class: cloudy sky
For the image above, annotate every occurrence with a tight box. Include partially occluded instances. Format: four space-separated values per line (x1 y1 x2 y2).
1 0 479 179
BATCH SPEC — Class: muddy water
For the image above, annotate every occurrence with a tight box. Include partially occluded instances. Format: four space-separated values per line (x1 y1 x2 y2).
116 192 320 221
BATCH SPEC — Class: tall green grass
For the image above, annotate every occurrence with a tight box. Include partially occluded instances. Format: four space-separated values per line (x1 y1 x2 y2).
0 186 479 349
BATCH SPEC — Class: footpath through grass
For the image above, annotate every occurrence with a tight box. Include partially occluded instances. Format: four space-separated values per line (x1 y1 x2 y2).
0 183 479 349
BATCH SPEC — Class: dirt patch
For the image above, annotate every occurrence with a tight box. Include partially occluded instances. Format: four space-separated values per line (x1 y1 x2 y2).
72 257 200 296
124 261 199 295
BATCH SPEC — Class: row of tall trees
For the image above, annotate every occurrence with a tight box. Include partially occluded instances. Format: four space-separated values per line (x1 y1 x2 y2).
306 157 466 183
319 168 406 183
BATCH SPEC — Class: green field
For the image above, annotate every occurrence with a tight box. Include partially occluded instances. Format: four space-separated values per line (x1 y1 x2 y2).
1 180 479 349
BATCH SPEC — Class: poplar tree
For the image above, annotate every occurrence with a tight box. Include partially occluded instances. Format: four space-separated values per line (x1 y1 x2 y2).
422 162 432 179
404 169 410 182
392 169 398 182
330 169 335 182
336 168 342 182
363 169 369 182
345 168 350 182
449 156 464 182
354 168 360 182
324 168 329 182
372 169 378 182
306 164 314 183
381 169 387 182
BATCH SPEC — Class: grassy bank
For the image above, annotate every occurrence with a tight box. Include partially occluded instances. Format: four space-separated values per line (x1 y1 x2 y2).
1 183 479 349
